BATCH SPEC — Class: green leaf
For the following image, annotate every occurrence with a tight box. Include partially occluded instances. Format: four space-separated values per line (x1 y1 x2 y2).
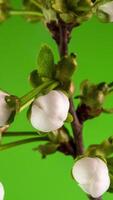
37 44 55 79
34 142 59 158
55 53 77 83
29 69 42 88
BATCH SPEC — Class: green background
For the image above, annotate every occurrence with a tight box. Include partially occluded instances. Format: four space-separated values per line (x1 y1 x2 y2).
0 0 113 199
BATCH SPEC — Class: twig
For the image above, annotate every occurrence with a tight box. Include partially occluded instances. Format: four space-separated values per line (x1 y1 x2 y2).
69 99 84 155
0 136 49 151
3 131 39 137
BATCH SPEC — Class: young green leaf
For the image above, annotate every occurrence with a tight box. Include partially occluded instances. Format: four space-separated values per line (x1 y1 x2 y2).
55 53 77 83
29 69 42 88
34 142 59 158
37 44 55 78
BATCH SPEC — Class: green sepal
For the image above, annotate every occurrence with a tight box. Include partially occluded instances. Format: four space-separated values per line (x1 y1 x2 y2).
107 176 113 193
60 12 76 23
107 157 113 174
4 95 19 126
5 95 20 111
7 110 16 125
79 80 111 109
96 9 110 23
85 136 113 160
65 113 73 123
48 128 70 144
55 53 77 83
77 0 93 12
34 142 59 158
106 158 113 193
29 69 42 88
27 103 32 121
37 44 55 79
52 0 67 13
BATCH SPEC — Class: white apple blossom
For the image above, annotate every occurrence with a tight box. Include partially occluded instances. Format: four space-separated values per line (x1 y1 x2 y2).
72 157 110 198
0 91 12 127
98 1 113 22
0 182 4 200
30 90 69 132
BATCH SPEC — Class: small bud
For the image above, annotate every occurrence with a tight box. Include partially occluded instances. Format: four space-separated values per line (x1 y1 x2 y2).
98 1 113 22
72 157 110 198
0 182 4 200
0 91 14 127
30 90 69 132
0 0 10 23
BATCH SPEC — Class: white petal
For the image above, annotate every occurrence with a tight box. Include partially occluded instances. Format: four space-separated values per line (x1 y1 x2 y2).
89 175 110 198
0 91 12 127
30 90 69 132
72 157 98 184
34 90 69 121
30 104 63 132
95 158 109 180
72 157 110 198
99 1 113 22
0 182 4 200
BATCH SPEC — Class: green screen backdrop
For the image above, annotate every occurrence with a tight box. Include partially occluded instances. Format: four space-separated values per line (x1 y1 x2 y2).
0 1 113 200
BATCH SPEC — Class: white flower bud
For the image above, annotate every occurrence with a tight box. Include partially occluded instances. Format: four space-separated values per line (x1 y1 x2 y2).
0 182 4 200
99 1 113 22
0 91 12 127
72 157 110 198
30 90 69 132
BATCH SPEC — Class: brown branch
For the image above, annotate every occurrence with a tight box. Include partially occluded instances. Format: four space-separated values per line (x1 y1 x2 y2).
69 99 84 155
47 18 102 200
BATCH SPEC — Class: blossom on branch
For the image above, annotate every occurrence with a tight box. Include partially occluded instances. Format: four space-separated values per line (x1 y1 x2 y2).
30 90 69 132
72 157 110 198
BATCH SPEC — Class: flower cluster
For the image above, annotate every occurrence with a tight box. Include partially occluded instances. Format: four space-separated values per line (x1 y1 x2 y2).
0 89 69 132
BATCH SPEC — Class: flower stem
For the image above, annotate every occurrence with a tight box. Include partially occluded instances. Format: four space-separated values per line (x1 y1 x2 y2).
0 136 49 151
19 80 59 111
3 132 39 137
31 0 42 9
9 10 43 18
